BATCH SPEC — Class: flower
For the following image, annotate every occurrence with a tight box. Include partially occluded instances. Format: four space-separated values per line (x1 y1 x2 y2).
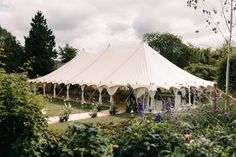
155 113 161 123
137 100 144 116
223 112 229 118
183 134 192 141
147 106 152 113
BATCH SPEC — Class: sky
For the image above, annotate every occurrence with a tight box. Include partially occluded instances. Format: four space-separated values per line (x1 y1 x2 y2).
0 0 232 52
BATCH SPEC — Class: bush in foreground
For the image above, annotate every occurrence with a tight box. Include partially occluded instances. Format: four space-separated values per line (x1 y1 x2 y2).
59 124 114 157
0 70 48 157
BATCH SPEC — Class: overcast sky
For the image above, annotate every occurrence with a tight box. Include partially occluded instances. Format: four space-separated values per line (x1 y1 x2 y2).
0 0 231 52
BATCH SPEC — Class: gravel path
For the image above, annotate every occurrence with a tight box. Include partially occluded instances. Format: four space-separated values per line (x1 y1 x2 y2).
47 110 110 124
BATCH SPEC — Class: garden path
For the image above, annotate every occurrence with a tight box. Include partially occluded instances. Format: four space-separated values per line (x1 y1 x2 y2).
47 110 110 124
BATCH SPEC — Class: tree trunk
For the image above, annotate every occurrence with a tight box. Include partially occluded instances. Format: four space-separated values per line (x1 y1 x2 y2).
225 0 234 109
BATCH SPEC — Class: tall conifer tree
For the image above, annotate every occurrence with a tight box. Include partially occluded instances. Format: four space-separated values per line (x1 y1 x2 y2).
25 11 57 78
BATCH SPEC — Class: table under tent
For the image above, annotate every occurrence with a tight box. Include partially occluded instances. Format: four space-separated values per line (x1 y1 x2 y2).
29 42 215 113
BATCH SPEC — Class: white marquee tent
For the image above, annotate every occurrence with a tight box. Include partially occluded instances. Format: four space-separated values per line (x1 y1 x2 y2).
30 42 215 108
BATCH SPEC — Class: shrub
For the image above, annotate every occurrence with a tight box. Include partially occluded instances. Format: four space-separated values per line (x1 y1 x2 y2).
114 119 183 157
0 70 48 157
97 120 133 141
59 109 72 122
60 124 114 157
59 101 72 122
94 103 102 112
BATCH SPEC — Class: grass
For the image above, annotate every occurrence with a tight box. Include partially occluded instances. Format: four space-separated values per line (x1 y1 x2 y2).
49 113 135 132
44 98 109 117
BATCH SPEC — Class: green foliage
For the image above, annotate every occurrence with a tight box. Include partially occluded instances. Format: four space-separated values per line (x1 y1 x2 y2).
60 124 114 157
171 99 236 156
184 46 227 81
212 44 228 62
0 46 5 67
0 26 25 72
59 43 77 63
113 98 236 156
89 104 98 118
217 54 236 94
89 110 98 118
59 101 72 122
97 120 133 141
25 11 57 78
37 130 64 157
91 103 103 112
114 119 183 157
0 70 48 157
185 63 216 81
143 32 197 68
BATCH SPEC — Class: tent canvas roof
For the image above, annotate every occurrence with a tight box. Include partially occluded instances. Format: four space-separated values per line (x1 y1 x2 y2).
30 43 215 90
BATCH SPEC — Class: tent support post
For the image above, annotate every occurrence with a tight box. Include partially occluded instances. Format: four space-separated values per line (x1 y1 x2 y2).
99 92 102 104
98 87 103 104
188 87 191 106
109 95 113 104
43 83 46 96
106 86 119 104
53 84 57 98
66 84 70 100
81 85 85 104
146 92 150 111
174 88 181 109
174 89 177 109
148 90 156 112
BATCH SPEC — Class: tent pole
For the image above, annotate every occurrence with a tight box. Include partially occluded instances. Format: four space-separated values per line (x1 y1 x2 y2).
43 83 46 96
66 84 70 100
106 86 119 104
146 92 150 111
81 85 85 104
53 84 57 98
174 88 177 109
193 91 196 108
174 88 181 109
109 95 113 103
188 87 191 106
98 87 103 104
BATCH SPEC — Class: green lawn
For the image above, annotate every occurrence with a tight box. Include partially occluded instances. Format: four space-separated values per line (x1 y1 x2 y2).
49 113 136 132
44 98 109 117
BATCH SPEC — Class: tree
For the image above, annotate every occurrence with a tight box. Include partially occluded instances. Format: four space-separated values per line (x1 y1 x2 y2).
59 43 77 63
184 48 220 81
0 35 5 67
0 70 48 157
0 26 25 72
143 32 198 68
25 11 57 78
218 54 236 95
187 0 236 97
185 63 217 81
